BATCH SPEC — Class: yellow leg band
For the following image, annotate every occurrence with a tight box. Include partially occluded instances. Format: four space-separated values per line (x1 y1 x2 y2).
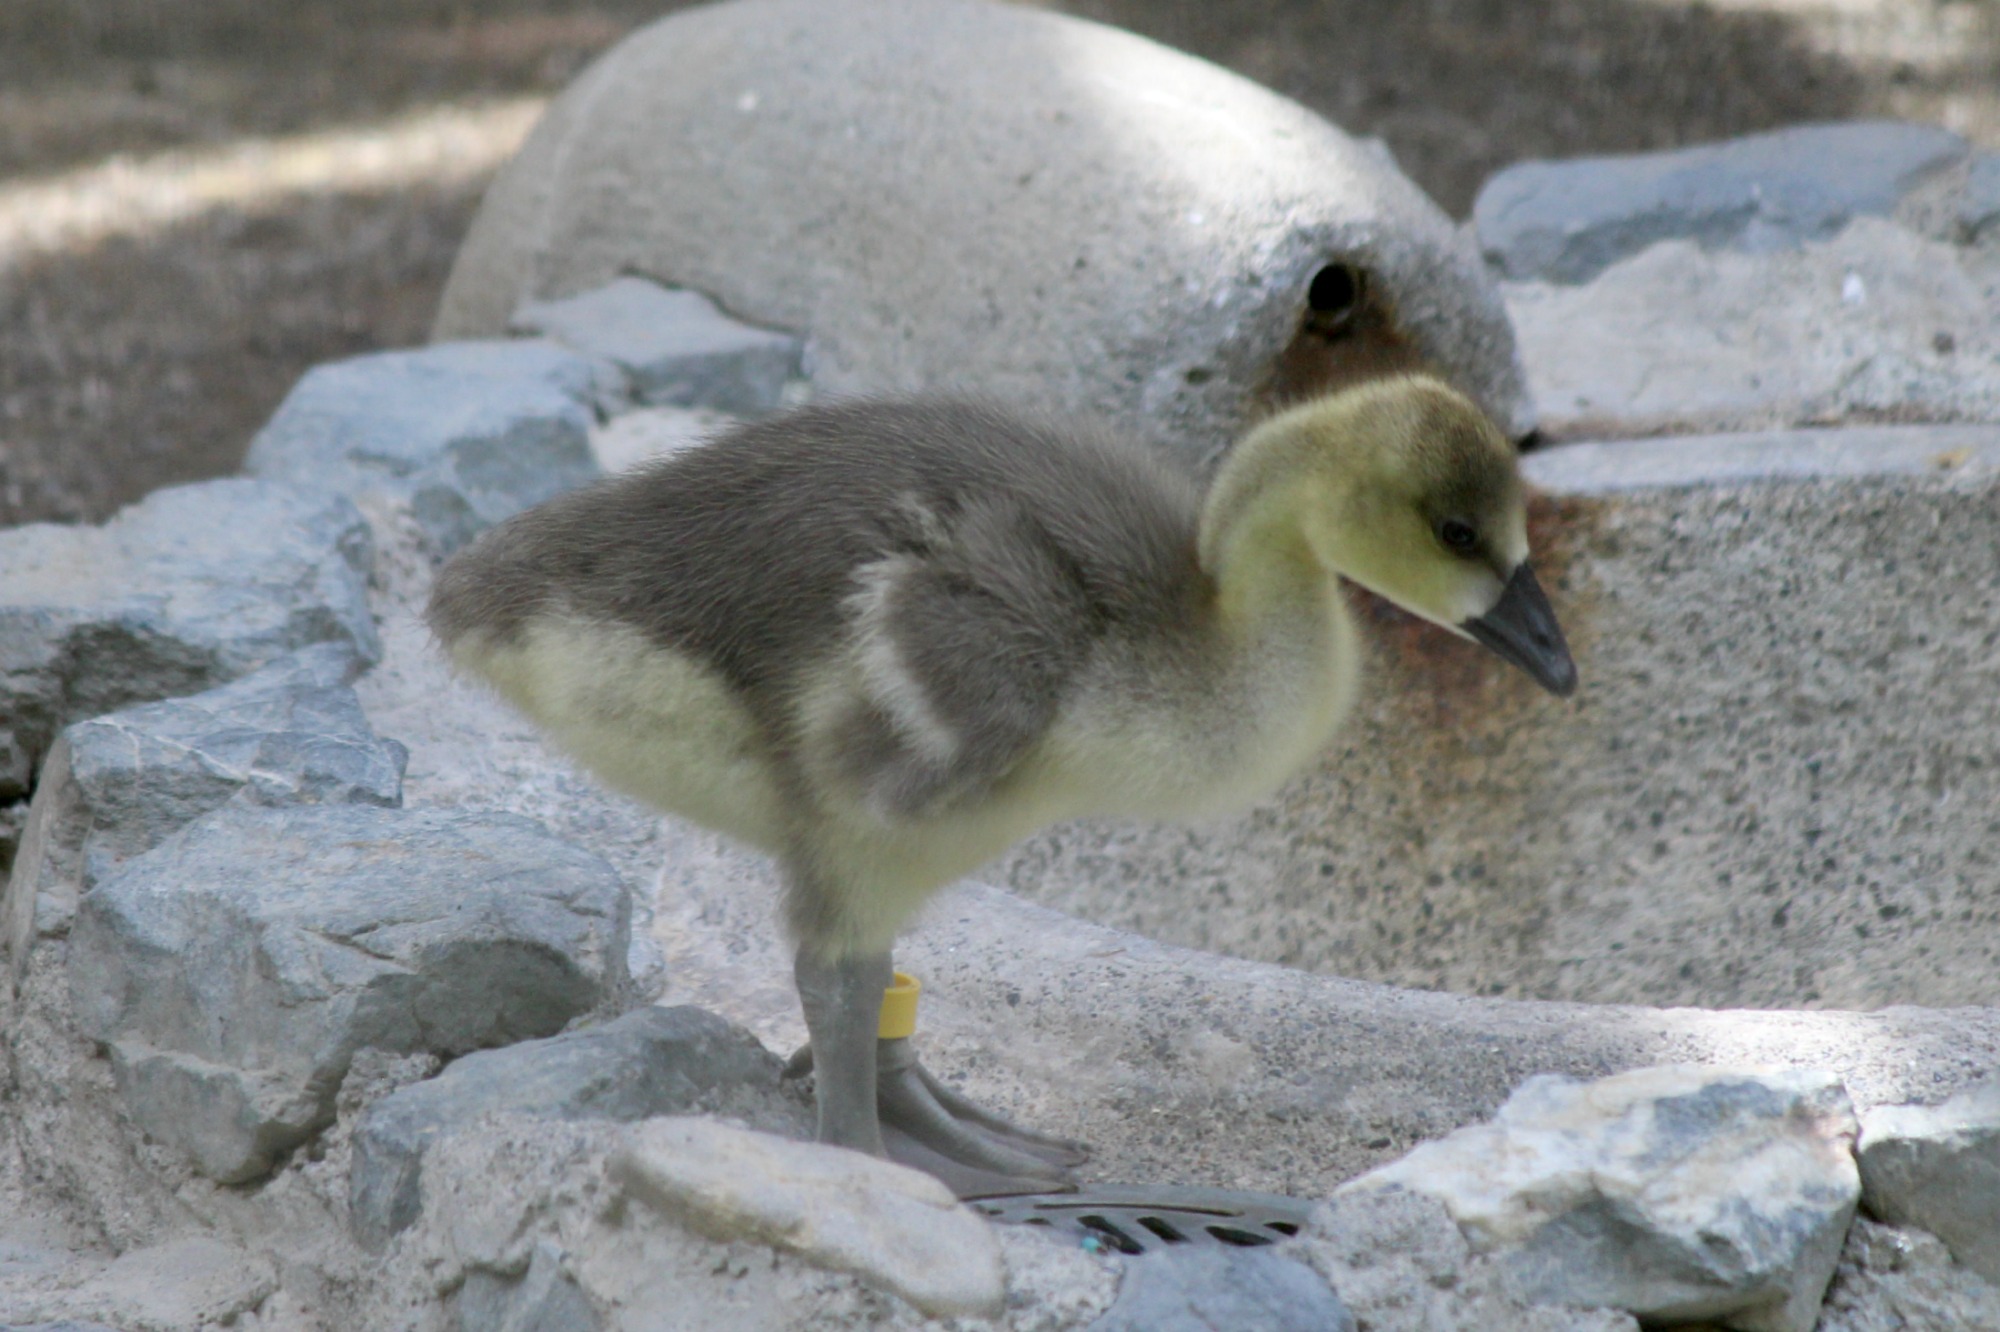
878 971 920 1039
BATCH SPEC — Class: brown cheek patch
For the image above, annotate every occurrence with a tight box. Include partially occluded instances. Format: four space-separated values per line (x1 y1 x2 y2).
1343 490 1604 729
1526 489 1603 593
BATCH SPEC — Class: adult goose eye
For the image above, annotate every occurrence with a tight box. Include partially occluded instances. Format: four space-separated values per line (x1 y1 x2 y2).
1439 519 1478 553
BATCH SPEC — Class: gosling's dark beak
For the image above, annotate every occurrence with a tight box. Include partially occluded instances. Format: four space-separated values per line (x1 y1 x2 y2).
1462 563 1578 697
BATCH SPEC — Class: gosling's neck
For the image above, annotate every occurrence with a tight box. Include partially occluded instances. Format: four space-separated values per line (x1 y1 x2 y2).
1196 410 1358 624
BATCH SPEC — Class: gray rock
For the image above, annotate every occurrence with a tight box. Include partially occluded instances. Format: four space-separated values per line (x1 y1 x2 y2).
610 1117 1006 1318
243 339 616 555
1961 153 2000 242
512 278 801 415
68 803 630 1183
1475 121 1969 284
1817 1218 2000 1331
0 477 377 801
455 1241 601 1332
1858 1079 2000 1285
1295 1190 1640 1332
3 643 405 989
351 1003 797 1250
1088 1246 1353 1332
434 0 1534 459
1342 1066 1860 1332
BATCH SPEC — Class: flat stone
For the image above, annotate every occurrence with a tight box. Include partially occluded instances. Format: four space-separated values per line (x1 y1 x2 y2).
62 1238 276 1331
1857 1078 2000 1284
68 803 630 1183
434 0 1534 459
1475 121 1969 284
243 339 616 555
1342 1066 1860 1332
512 278 801 415
3 642 404 990
351 1004 798 1250
610 1117 1005 1319
1502 218 2000 438
0 477 377 801
1088 1246 1353 1332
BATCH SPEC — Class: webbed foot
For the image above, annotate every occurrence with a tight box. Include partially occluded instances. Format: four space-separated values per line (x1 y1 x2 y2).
784 1037 1088 1198
875 1036 1087 1198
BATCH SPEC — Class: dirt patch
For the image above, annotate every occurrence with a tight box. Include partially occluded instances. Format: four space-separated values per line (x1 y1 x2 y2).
1 0 1994 528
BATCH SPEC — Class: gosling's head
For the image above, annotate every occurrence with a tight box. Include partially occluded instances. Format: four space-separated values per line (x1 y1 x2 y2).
1229 375 1578 697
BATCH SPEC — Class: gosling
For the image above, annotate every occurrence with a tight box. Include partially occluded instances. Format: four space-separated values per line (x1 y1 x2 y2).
426 375 1576 1198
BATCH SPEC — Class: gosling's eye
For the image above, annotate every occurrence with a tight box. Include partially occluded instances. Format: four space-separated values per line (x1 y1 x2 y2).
1438 520 1478 554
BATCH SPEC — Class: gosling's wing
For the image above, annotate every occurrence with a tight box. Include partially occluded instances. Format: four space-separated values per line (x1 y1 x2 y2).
818 493 1100 820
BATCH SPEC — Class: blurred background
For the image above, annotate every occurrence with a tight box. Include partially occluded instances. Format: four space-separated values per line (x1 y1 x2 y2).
0 0 1993 528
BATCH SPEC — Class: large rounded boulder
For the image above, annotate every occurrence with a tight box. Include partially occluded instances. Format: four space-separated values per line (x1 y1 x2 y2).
433 0 1532 463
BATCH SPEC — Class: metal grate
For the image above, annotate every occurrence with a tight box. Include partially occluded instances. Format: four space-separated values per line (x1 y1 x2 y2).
969 1184 1319 1256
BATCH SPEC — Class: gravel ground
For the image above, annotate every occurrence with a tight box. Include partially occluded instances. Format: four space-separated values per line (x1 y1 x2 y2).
0 0 1993 527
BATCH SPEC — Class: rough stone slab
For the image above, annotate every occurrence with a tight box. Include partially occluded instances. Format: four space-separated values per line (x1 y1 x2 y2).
3 643 405 990
243 339 617 554
610 1117 1005 1318
434 0 1534 458
1342 1066 1860 1332
351 1003 798 1251
0 477 378 801
68 803 630 1184
1474 121 1969 284
1817 1218 2000 1331
1000 424 2000 1012
1502 217 2000 438
1295 1190 1640 1332
512 278 801 415
1088 1246 1353 1332
1857 1078 2000 1284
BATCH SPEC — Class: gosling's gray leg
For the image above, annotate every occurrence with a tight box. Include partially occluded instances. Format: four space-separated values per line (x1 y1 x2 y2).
792 945 1087 1198
794 945 891 1157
